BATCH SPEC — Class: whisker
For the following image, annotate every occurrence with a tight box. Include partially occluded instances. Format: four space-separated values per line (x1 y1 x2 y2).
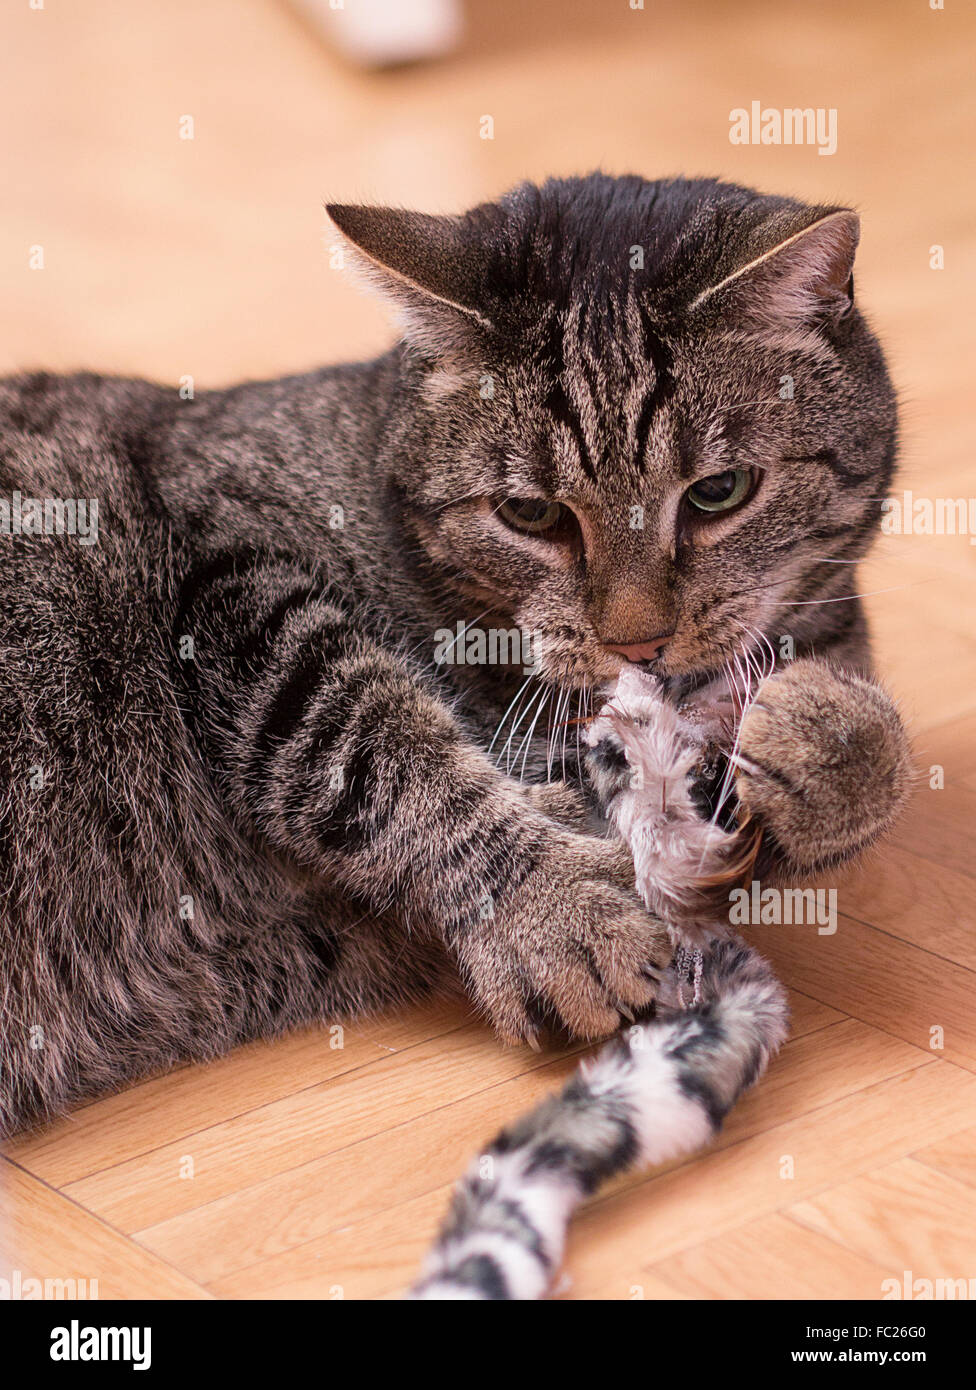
500 684 544 774
489 674 534 758
547 681 561 783
561 690 569 781
778 580 934 606
517 687 550 784
400 606 490 669
430 489 489 514
692 657 740 866
441 609 490 665
553 682 571 782
712 577 791 602
733 618 776 683
709 642 757 830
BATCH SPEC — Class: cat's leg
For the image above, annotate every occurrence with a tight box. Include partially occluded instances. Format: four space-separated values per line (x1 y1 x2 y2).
734 657 913 875
178 551 671 1045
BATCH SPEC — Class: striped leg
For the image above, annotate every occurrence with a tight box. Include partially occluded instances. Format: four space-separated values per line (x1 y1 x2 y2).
175 547 671 1042
409 938 788 1300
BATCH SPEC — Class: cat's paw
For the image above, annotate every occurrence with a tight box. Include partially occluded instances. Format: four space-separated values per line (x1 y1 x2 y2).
457 832 671 1045
735 659 912 873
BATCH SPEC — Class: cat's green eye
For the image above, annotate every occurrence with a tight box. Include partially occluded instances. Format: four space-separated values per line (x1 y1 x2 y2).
497 497 565 534
685 468 753 514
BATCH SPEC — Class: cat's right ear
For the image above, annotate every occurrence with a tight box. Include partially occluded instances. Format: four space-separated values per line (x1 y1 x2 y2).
325 203 494 360
689 208 860 332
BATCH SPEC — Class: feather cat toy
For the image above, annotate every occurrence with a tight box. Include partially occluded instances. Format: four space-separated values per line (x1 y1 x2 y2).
409 667 790 1300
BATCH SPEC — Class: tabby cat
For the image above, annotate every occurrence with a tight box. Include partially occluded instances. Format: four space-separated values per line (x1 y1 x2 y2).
0 174 911 1138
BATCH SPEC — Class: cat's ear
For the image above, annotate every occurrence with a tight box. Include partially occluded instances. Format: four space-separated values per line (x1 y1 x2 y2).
325 203 494 358
691 209 859 329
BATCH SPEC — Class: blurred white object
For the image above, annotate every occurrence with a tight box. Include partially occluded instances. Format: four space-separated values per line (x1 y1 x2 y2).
290 0 463 67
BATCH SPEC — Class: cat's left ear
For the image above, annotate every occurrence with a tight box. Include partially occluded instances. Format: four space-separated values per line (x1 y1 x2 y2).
325 202 494 359
691 209 859 329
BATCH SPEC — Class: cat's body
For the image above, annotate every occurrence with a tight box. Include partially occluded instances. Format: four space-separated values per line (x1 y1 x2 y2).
0 361 480 1133
0 175 911 1137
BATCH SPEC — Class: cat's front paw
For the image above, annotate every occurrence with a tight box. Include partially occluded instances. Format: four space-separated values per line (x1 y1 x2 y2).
456 833 672 1046
735 659 912 873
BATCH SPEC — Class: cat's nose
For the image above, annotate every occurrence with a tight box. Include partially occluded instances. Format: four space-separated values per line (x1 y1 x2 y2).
602 632 674 664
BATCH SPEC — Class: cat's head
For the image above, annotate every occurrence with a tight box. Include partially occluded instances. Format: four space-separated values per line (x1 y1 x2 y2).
328 174 896 695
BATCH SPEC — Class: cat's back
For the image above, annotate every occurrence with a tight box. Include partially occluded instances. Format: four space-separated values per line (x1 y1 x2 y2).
0 368 176 603
0 370 184 794
0 368 169 524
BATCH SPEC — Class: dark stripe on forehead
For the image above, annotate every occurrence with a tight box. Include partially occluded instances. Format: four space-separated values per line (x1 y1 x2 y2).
633 308 676 473
538 308 600 484
545 379 598 484
576 347 605 438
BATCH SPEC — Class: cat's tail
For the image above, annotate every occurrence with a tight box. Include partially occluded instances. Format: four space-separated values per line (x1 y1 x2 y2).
408 937 788 1300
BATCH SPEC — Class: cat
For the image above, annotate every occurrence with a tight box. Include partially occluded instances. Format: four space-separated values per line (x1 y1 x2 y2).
0 173 912 1138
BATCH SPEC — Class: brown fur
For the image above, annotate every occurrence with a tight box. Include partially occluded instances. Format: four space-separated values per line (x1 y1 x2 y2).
0 175 910 1133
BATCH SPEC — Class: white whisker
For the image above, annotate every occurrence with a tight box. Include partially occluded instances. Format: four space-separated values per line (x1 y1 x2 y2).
778 581 932 606
489 675 534 758
501 682 546 774
517 687 550 784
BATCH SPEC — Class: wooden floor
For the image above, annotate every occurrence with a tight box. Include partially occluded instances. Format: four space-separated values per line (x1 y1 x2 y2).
2 0 975 1299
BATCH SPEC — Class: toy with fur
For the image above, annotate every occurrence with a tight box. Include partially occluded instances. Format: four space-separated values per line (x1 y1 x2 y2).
409 663 797 1299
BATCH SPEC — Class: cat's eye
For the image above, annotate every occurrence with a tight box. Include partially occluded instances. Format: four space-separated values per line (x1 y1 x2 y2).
497 497 566 534
685 468 753 514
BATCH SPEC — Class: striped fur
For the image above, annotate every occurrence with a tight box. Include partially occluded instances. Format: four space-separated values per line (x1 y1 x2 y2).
0 174 909 1136
584 664 748 938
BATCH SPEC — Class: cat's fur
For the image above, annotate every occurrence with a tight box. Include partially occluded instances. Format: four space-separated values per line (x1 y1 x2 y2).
0 174 911 1137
